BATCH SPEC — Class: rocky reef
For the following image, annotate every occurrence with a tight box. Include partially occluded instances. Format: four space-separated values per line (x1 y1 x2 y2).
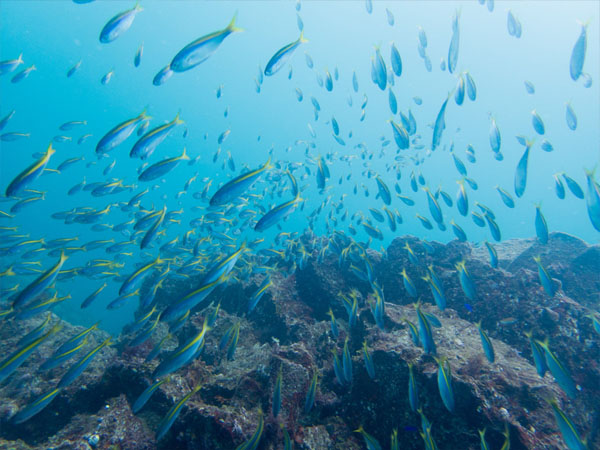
0 232 598 449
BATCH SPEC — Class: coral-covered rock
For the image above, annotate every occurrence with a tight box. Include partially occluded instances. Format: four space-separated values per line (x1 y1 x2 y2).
1 234 598 449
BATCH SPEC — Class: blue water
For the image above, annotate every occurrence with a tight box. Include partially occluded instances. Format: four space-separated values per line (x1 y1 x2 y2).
1 0 598 338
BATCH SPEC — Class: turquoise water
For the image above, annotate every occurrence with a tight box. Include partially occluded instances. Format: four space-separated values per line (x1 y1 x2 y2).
1 0 598 339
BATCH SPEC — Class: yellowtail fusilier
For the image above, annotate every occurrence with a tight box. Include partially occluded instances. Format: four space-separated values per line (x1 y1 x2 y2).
99 2 143 43
156 385 201 440
12 251 68 309
57 338 112 388
265 32 307 76
130 113 184 160
153 319 210 378
169 14 242 73
12 388 61 424
209 157 272 206
0 324 61 383
95 110 149 156
5 144 55 198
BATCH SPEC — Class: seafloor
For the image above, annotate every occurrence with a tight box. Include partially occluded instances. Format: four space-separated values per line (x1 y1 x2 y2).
0 232 598 449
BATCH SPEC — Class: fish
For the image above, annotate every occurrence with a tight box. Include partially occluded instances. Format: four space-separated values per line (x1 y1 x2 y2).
354 425 382 450
372 46 387 90
408 362 419 412
447 10 460 74
554 173 566 199
342 337 353 384
416 303 436 354
565 102 577 130
432 95 449 151
525 331 547 377
434 356 455 412
120 256 162 296
210 157 272 206
304 370 318 413
375 175 391 205
584 169 600 231
489 117 501 153
12 388 61 424
464 71 477 101
562 173 584 199
99 2 142 43
248 276 272 313
5 143 55 198
17 313 51 347
255 194 302 232
484 241 498 268
39 336 89 371
11 64 36 83
101 69 114 85
156 385 201 440
140 205 166 249
153 65 173 86
476 322 495 363
524 80 535 94
153 319 210 378
570 22 587 81
479 428 491 450
401 268 417 298
0 324 61 383
531 109 545 135
390 43 402 77
455 74 465 105
362 340 375 379
547 398 588 450
12 251 68 309
265 32 307 76
66 60 81 77
0 53 24 75
236 411 265 450
130 113 184 160
0 110 15 131
496 186 515 208
390 119 410 150
139 147 190 181
537 340 577 398
0 132 29 142
96 110 149 155
57 337 111 388
132 376 171 414
171 14 241 72
162 274 227 322
272 368 282 418
456 180 468 216
450 219 467 242
534 204 549 244
533 255 555 297
484 212 501 242
391 429 399 450
514 140 533 198
456 260 476 300
134 42 143 67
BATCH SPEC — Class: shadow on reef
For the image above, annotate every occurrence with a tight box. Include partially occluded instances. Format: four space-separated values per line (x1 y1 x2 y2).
1 232 599 449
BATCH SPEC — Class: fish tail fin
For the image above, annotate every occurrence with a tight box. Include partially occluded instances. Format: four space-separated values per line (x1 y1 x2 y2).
263 156 274 170
141 107 152 121
174 111 185 125
17 53 23 63
180 147 190 160
299 31 308 43
227 12 243 33
134 1 143 11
